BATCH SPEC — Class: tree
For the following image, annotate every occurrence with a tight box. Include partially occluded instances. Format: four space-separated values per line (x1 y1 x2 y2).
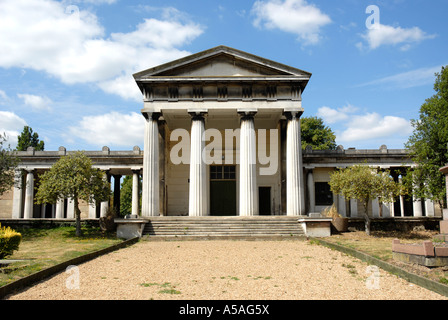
35 151 110 237
0 132 19 196
329 165 401 235
301 116 337 150
404 66 448 208
16 126 45 151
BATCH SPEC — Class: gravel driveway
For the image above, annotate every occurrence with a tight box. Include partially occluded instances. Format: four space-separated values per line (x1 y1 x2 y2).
6 239 447 300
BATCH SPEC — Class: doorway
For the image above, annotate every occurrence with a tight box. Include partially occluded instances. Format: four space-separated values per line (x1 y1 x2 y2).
259 187 271 215
210 165 236 216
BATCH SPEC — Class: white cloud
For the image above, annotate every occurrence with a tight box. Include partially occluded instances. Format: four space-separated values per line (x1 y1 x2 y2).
338 113 412 143
0 111 27 148
317 104 358 124
358 24 436 51
68 111 145 147
316 106 412 147
17 94 53 111
356 65 444 89
0 90 10 105
251 0 331 45
0 0 204 101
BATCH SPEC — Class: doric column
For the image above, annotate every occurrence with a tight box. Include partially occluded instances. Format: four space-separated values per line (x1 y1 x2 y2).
338 195 347 217
238 111 258 216
89 202 97 218
12 169 23 219
100 171 110 217
413 196 423 217
141 112 161 217
307 169 315 213
67 199 75 219
285 111 305 216
23 169 34 219
132 170 140 216
350 199 358 217
55 198 64 219
425 199 435 216
188 112 208 216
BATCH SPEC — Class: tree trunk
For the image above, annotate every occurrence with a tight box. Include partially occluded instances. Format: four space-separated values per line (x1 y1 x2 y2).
74 197 82 237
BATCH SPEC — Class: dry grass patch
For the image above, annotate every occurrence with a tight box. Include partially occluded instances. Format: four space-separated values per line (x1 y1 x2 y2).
0 226 122 287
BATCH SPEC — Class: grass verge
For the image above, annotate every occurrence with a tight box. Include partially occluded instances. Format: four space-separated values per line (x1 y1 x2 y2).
0 226 122 288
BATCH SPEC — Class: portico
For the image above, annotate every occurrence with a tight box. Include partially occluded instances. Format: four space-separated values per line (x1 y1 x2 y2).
133 46 310 217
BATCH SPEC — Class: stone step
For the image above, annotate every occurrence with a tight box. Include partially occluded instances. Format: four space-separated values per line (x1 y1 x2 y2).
142 216 305 238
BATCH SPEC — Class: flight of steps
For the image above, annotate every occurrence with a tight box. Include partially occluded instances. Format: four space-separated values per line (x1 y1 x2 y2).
142 216 305 240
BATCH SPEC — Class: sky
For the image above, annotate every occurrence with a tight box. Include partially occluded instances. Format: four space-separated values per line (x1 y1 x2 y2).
0 0 447 152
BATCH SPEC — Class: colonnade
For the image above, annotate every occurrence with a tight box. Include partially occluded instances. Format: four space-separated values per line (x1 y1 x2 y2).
11 169 142 219
141 109 306 217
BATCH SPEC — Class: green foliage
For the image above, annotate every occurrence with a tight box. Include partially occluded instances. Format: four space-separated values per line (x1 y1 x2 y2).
35 151 111 236
16 126 44 151
301 116 337 150
0 132 19 196
0 223 22 259
329 165 401 234
405 66 448 206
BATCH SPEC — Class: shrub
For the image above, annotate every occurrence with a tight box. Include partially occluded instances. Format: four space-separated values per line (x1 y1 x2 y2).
0 223 22 259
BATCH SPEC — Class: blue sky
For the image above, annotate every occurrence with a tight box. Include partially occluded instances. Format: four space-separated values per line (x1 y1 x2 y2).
0 0 447 151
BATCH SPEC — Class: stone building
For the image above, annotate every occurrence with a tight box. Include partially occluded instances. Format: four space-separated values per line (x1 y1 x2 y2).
0 46 441 221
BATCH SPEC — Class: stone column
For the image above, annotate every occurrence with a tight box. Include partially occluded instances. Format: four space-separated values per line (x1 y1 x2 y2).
67 199 75 219
372 198 380 217
238 111 258 216
89 202 97 218
100 171 110 218
12 169 23 219
413 196 423 217
307 169 315 213
188 112 208 216
55 198 64 219
425 199 435 217
141 112 161 217
23 169 34 219
350 199 358 217
132 170 140 216
285 111 305 216
338 195 347 217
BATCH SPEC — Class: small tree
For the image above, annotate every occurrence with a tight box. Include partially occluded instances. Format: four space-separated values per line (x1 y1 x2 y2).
0 132 20 196
16 126 45 151
329 165 401 235
35 151 111 237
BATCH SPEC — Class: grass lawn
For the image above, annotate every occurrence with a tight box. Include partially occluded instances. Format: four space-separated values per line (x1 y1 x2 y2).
0 226 122 287
323 229 448 284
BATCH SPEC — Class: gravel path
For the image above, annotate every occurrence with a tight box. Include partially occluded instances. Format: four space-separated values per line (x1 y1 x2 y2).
6 239 447 300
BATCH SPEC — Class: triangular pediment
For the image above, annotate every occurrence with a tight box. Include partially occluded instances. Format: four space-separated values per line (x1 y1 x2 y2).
133 45 311 79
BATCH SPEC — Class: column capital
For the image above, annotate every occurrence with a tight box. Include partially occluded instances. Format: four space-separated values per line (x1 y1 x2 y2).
188 110 207 120
142 111 162 121
283 109 304 120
